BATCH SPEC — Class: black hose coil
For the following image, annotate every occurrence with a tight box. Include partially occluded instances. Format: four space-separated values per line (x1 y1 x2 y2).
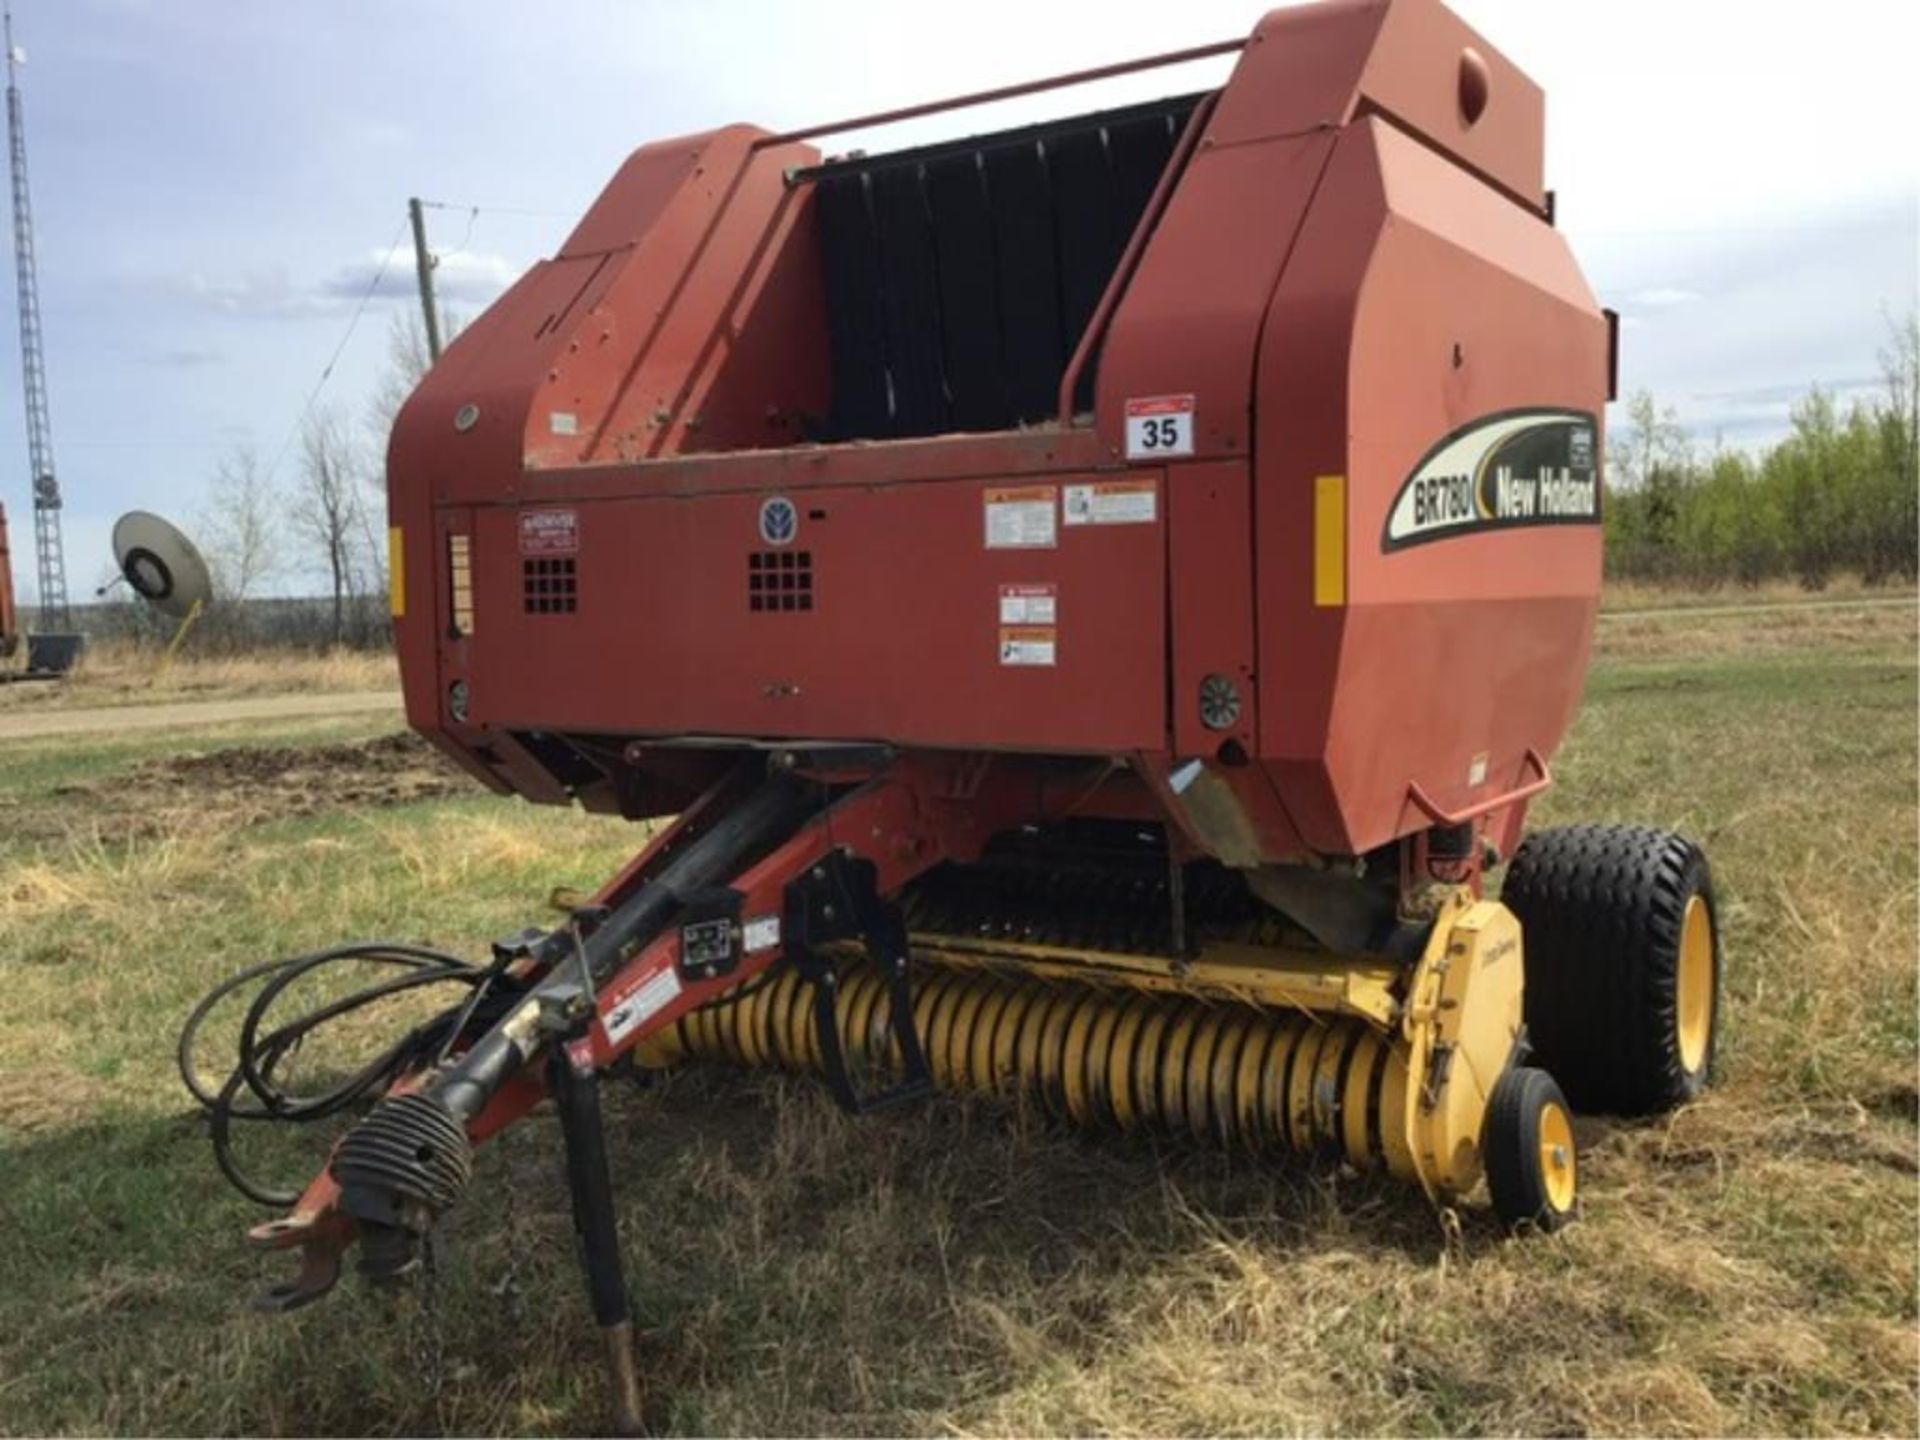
177 942 522 1207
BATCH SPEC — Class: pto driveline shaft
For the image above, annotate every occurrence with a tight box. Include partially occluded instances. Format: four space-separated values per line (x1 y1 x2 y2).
331 770 816 1247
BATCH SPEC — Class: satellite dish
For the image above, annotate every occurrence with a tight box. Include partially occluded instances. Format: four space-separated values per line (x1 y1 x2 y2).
112 511 213 620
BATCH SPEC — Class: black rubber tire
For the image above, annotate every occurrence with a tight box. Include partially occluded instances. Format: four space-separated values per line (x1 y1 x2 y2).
1484 1065 1579 1233
1501 824 1719 1116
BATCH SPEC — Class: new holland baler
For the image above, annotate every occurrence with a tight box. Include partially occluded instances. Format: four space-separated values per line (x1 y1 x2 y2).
187 0 1721 1427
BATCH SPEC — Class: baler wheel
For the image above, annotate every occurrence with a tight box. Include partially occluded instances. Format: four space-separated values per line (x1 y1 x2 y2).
1501 825 1720 1116
1484 1065 1579 1233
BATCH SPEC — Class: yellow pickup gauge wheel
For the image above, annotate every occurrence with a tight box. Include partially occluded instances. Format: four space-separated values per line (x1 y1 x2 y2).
1485 1065 1579 1233
1502 825 1721 1115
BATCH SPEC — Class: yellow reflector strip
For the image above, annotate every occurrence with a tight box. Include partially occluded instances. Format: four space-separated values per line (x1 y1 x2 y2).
1314 474 1346 608
387 527 405 618
448 534 475 635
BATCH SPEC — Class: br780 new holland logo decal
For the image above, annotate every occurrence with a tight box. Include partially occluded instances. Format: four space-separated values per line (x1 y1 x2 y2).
1383 409 1600 550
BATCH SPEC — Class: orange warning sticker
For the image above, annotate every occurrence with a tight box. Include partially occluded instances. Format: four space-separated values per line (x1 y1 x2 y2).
998 625 1057 667
1064 478 1157 526
983 486 1057 549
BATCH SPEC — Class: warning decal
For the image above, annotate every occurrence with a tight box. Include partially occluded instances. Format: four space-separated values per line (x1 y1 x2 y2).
984 486 1057 549
999 625 1057 667
1123 394 1195 460
519 508 579 556
599 965 682 1047
998 583 1057 625
1064 479 1157 526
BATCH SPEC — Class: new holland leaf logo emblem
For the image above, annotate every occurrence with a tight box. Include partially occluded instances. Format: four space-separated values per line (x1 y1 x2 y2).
758 496 798 547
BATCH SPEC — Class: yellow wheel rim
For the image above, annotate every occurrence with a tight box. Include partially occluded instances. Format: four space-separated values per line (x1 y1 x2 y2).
1537 1099 1577 1213
1676 894 1715 1075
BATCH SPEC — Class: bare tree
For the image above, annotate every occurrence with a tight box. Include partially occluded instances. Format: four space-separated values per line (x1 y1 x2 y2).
1616 389 1692 490
344 309 465 644
197 445 281 603
291 407 367 646
367 308 462 449
1880 306 1918 479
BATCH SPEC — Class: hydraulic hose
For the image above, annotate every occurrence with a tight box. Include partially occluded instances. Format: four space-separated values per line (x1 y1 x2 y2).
177 942 523 1207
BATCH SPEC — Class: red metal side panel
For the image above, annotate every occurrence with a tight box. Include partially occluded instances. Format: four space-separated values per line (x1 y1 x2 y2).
390 127 805 736
1094 131 1335 467
458 472 1166 755
1254 118 1605 856
1208 0 1391 148
388 253 615 734
1167 460 1256 760
525 127 824 470
1355 0 1545 208
1214 0 1543 209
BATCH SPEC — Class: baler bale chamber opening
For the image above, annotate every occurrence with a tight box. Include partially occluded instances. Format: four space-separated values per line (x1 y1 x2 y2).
181 0 1727 1429
806 92 1204 442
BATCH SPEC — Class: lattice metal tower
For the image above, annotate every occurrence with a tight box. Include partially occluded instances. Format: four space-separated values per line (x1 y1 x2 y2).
4 7 67 630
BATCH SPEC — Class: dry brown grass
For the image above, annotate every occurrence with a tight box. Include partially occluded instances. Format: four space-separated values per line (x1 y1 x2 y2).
0 600 1914 1436
1600 574 1918 613
1598 593 1916 663
0 639 396 712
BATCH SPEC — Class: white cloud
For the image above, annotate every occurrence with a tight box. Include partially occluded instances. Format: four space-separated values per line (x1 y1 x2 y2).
151 268 337 321
138 345 224 368
318 246 519 306
143 248 521 321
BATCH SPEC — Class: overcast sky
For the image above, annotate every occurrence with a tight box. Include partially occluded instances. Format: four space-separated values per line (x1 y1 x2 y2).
2 0 1915 600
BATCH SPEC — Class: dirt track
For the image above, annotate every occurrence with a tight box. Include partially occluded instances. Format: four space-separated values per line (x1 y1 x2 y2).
1598 593 1916 623
0 689 401 741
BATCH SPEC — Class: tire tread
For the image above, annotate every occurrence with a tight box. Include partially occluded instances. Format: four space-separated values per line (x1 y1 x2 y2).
1501 824 1716 1115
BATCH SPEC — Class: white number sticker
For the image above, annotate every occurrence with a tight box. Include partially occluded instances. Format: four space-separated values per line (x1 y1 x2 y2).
1124 395 1195 460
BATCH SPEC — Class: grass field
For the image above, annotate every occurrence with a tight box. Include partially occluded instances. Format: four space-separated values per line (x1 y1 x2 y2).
0 642 396 714
1 598 1915 1436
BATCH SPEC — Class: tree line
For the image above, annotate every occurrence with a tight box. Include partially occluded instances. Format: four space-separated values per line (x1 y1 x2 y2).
1605 313 1918 588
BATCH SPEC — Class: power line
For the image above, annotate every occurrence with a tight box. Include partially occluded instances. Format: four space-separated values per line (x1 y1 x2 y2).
261 216 409 487
415 197 573 222
443 203 480 260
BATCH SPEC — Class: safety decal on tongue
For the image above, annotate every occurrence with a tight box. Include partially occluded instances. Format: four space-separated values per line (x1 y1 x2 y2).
1384 409 1600 550
599 965 682 1048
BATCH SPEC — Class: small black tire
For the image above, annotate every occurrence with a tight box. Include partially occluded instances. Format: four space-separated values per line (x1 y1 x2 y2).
1484 1065 1579 1233
1501 824 1719 1116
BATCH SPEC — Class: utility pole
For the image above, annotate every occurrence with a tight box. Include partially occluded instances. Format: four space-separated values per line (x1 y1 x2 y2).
408 197 443 364
5 6 69 632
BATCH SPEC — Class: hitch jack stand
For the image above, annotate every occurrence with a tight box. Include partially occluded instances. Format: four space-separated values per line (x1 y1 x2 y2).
550 1045 645 1436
